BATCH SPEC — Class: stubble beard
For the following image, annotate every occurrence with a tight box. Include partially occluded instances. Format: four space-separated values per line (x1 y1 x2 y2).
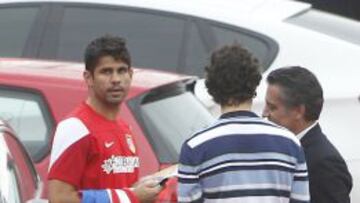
105 90 127 107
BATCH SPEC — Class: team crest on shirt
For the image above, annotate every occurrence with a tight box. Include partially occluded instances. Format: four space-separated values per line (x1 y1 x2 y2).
126 134 136 154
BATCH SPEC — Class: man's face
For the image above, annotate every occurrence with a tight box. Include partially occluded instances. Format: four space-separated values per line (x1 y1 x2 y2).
262 84 298 133
85 56 133 106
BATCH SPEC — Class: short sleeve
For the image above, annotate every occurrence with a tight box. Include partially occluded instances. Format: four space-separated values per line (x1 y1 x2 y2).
48 117 90 188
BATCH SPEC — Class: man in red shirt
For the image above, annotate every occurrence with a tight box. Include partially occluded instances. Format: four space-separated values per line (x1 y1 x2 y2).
48 35 162 203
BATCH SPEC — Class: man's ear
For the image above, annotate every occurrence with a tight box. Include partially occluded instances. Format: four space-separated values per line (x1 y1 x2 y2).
83 70 93 87
294 104 306 120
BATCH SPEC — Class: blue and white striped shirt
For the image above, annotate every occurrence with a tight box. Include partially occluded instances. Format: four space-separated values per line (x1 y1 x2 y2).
178 111 310 203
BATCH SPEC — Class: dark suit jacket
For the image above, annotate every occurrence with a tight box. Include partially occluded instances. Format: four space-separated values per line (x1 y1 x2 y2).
300 124 352 203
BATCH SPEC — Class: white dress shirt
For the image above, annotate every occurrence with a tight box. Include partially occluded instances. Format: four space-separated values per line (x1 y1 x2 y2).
297 121 318 141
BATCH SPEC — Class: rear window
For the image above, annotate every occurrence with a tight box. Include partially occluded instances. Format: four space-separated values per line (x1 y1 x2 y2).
129 81 214 163
211 24 275 72
0 7 38 57
286 9 360 45
58 6 186 72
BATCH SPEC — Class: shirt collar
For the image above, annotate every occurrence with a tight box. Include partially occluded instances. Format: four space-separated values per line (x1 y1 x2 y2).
297 121 318 140
220 110 259 119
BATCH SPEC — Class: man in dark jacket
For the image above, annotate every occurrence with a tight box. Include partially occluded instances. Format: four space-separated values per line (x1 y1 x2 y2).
262 66 353 203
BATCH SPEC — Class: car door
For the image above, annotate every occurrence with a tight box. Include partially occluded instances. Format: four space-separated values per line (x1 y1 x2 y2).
0 120 39 203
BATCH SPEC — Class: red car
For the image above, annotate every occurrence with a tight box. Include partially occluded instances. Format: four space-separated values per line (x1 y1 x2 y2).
0 58 214 202
0 119 43 203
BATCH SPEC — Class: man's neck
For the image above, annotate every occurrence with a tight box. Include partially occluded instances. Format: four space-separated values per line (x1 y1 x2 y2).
221 101 252 114
293 120 317 135
86 98 120 120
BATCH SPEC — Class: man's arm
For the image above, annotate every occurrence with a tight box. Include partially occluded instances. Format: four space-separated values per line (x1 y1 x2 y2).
177 143 203 203
48 180 80 203
311 156 352 203
290 163 310 203
49 178 163 203
290 148 310 203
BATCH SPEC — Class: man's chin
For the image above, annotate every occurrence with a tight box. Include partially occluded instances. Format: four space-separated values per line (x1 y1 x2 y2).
106 98 124 106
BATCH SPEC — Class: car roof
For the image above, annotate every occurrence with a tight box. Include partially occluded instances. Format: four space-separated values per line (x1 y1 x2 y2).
0 0 311 21
0 58 192 90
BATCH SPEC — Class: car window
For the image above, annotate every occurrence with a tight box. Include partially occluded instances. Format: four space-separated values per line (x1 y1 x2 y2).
184 22 209 77
129 81 215 163
286 9 360 46
0 88 52 162
210 24 277 72
58 6 186 72
0 7 38 57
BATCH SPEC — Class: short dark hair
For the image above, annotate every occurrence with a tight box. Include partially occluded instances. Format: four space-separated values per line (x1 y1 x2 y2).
205 43 262 106
267 66 324 121
84 35 131 73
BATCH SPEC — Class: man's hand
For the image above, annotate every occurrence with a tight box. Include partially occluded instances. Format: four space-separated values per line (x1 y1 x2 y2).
132 177 163 203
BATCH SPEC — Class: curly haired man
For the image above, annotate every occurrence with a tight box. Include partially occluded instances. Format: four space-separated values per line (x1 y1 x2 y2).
177 43 310 203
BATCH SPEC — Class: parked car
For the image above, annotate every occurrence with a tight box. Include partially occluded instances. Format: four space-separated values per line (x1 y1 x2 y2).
0 0 360 76
0 0 359 200
0 119 46 203
0 58 214 202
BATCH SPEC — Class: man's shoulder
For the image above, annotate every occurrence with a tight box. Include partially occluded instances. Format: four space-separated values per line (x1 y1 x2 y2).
303 125 340 154
261 119 302 147
67 102 92 120
59 102 96 128
185 117 300 149
305 136 346 163
57 117 90 139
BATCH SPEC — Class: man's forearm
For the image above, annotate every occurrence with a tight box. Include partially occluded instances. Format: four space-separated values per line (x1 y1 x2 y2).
49 190 80 203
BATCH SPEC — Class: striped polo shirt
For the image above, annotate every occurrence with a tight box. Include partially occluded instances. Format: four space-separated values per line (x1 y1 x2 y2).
178 111 310 203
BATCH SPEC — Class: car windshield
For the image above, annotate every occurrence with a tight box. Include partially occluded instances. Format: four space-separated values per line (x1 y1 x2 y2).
129 81 215 163
286 9 360 45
